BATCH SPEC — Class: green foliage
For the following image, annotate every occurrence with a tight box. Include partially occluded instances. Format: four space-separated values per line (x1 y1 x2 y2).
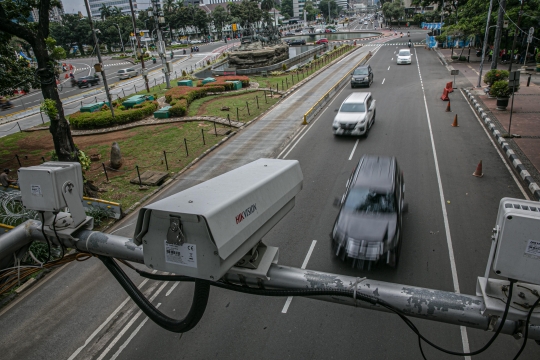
536 52 540 63
48 150 59 161
413 13 424 25
211 5 230 38
490 80 510 98
483 69 509 85
182 70 187 77
169 98 188 117
29 241 51 263
84 205 115 227
282 63 287 71
0 33 39 96
40 99 59 120
69 101 158 129
78 150 91 172
281 0 294 18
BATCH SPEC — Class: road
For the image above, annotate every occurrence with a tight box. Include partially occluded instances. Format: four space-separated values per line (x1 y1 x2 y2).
0 34 538 360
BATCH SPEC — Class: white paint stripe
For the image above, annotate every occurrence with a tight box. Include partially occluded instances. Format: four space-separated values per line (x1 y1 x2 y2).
460 90 529 200
414 48 471 358
282 240 317 313
382 78 385 85
109 222 135 234
348 139 359 160
66 271 157 360
391 58 393 61
277 125 309 158
109 303 162 360
387 66 391 70
166 281 180 296
96 281 168 360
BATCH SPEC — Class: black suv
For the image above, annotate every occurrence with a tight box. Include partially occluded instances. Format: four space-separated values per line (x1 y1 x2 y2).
350 65 373 88
76 76 100 88
288 39 306 46
332 155 406 269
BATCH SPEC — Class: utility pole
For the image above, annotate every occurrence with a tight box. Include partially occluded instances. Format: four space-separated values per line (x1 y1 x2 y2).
491 0 506 69
150 0 171 89
477 0 494 88
128 0 150 93
508 0 524 72
83 0 114 118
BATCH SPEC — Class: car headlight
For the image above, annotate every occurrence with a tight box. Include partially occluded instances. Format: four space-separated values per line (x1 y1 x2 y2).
364 77 369 81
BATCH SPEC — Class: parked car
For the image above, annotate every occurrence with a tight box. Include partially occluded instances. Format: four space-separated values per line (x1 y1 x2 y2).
284 32 295 36
396 49 412 65
190 40 202 44
332 92 376 137
350 65 374 88
288 39 306 46
117 68 138 80
332 155 406 269
315 38 328 44
76 76 100 88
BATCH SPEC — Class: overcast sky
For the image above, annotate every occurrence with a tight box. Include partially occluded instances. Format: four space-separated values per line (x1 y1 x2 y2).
62 0 87 15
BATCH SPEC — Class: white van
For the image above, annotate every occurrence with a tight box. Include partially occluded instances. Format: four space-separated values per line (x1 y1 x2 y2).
117 68 138 80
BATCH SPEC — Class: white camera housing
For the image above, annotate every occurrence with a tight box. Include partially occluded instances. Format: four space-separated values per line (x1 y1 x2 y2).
492 197 540 285
134 159 303 280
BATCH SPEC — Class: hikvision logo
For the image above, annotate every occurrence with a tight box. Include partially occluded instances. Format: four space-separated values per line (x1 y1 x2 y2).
235 204 257 224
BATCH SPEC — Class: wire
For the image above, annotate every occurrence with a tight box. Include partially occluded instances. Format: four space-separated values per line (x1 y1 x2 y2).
513 295 540 359
52 212 65 260
39 212 51 265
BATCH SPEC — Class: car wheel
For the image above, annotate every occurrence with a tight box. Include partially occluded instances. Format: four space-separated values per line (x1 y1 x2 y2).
387 227 402 268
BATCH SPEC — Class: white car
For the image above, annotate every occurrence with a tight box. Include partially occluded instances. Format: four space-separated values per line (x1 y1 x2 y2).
396 49 412 65
117 68 138 80
332 92 376 137
364 21 368 25
190 40 202 44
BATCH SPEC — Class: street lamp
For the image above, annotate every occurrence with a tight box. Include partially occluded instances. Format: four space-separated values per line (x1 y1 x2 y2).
478 24 498 88
113 23 125 53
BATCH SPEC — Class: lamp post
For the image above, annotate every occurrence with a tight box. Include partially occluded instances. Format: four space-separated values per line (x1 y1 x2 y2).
113 23 125 53
128 0 150 92
477 0 494 88
149 0 171 89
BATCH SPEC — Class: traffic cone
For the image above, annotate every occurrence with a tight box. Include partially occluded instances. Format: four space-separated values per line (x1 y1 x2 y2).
446 82 454 93
451 114 459 127
472 161 483 177
446 101 451 112
441 88 449 101
65 73 69 79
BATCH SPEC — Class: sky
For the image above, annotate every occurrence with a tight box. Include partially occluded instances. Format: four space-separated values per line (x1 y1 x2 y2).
61 0 88 15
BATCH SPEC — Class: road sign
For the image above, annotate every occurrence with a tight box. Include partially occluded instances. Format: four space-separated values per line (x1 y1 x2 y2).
527 27 534 43
232 23 237 31
450 70 459 75
139 31 144 36
503 20 509 28
509 71 520 81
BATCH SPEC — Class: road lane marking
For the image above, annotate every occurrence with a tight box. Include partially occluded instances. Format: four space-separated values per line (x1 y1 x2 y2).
414 48 471 358
166 282 180 296
460 89 529 200
391 58 393 61
382 78 385 84
282 240 317 314
348 139 359 160
387 66 390 70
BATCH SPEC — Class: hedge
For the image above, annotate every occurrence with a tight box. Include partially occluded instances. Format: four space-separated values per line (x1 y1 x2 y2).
165 86 209 104
69 101 158 130
214 75 250 87
169 99 188 117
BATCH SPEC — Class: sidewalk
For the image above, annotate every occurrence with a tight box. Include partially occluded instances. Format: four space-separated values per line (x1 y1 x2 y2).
438 49 540 199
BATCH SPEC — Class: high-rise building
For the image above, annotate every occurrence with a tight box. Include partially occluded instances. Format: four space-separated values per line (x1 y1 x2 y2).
293 0 321 19
89 0 136 18
29 1 64 22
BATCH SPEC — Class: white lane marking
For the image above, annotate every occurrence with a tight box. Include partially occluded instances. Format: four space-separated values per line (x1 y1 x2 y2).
109 222 135 234
66 270 157 360
415 48 471 359
110 303 162 360
460 89 529 200
97 280 168 360
166 281 180 296
348 139 359 160
387 66 390 70
391 58 393 61
282 240 317 313
277 126 308 158
382 78 386 85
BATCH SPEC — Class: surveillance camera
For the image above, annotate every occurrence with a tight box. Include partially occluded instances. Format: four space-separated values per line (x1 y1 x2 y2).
134 159 303 280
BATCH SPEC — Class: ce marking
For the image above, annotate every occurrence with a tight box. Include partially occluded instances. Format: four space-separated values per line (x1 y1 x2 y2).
187 245 195 251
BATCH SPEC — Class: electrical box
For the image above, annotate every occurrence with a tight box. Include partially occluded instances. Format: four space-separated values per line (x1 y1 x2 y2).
134 159 303 280
493 198 540 284
18 162 83 213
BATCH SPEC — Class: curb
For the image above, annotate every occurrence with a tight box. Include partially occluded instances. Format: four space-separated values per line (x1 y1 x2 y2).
463 88 540 201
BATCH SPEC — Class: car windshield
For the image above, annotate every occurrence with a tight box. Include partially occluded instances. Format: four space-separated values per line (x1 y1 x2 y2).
353 68 369 75
340 103 365 112
118 70 125 73
343 187 396 213
399 50 410 56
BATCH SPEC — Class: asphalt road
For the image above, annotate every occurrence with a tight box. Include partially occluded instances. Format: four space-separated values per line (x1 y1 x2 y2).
0 35 537 360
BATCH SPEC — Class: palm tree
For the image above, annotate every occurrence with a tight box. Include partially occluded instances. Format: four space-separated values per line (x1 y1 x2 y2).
260 0 275 12
99 4 112 20
164 0 176 13
111 6 123 17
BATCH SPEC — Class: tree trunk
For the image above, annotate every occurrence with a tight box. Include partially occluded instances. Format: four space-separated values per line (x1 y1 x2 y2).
491 0 505 69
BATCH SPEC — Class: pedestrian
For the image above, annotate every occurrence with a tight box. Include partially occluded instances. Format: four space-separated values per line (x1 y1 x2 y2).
0 169 17 189
488 49 493 62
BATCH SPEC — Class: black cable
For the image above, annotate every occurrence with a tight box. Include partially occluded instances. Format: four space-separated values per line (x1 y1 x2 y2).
39 212 51 264
98 256 210 333
513 295 540 360
51 213 65 260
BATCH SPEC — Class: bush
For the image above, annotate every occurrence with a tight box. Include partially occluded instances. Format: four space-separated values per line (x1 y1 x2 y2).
214 75 250 87
169 99 188 117
165 86 209 104
182 70 187 77
204 85 226 93
484 69 509 85
490 80 510 98
282 63 287 71
69 101 158 129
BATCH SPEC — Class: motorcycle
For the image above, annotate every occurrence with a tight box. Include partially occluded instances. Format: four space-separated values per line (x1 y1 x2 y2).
1 102 14 111
408 42 412 49
407 33 410 37
70 78 76 87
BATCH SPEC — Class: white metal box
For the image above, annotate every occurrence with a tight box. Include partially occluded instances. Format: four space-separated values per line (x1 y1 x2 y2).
493 198 540 284
18 162 83 212
134 159 303 280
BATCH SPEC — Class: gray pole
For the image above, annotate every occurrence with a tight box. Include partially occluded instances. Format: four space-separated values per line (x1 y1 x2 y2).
491 0 506 69
128 0 150 93
83 0 114 118
114 23 125 53
508 0 524 72
477 0 494 88
152 0 171 89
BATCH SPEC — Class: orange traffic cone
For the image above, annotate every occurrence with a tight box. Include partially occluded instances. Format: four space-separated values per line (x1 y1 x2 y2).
452 114 459 127
64 73 69 79
446 101 451 112
446 82 454 93
472 161 483 177
441 88 449 101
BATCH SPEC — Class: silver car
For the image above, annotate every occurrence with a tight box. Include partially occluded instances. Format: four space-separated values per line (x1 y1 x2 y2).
332 92 376 137
117 68 138 80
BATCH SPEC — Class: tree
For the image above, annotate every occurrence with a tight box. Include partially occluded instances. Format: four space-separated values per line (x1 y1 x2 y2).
0 0 78 163
303 1 318 21
211 5 230 39
99 4 112 20
110 6 123 17
280 0 293 18
50 14 92 56
260 0 275 12
0 33 40 96
319 0 338 21
193 7 210 36
228 1 263 31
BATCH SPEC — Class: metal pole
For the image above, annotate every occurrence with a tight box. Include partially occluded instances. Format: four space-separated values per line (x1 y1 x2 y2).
163 150 169 170
114 24 125 53
477 0 494 88
102 162 109 182
128 0 150 92
151 0 171 89
491 0 506 69
83 0 115 118
508 0 525 72
508 81 516 136
136 165 142 186
184 138 188 156
201 128 205 145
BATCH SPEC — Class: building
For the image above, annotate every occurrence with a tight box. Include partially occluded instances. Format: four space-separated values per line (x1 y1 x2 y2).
89 0 135 18
29 2 64 22
293 0 321 19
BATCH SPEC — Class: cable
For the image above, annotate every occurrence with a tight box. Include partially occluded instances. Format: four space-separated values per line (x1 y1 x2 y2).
513 295 540 360
98 256 210 333
39 212 51 264
52 212 65 260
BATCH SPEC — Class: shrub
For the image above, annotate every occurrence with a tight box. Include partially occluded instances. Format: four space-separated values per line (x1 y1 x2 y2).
484 69 509 85
489 80 510 98
169 99 188 117
282 63 287 71
182 70 187 76
164 86 209 104
69 101 158 129
213 75 250 87
204 85 226 93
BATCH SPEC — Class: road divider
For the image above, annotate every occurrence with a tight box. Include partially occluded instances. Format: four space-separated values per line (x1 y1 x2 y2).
302 51 372 125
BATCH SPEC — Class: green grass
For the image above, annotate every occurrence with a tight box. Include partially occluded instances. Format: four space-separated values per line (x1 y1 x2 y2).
187 90 280 123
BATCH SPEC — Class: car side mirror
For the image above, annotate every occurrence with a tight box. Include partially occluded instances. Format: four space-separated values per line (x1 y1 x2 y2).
333 197 340 208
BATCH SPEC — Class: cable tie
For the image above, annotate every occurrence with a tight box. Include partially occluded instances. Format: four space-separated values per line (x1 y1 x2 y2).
348 277 366 307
